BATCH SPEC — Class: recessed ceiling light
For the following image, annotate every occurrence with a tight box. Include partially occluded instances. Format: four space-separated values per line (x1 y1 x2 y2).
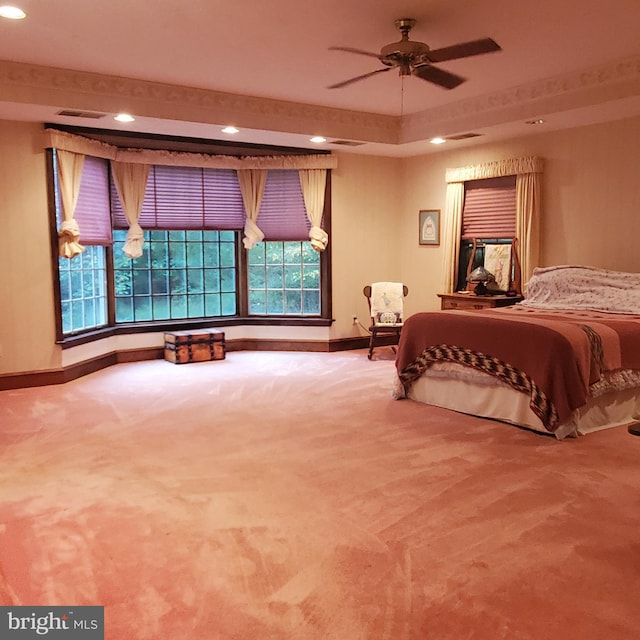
310 136 326 144
429 137 446 145
222 126 239 134
0 5 26 19
526 119 545 125
114 113 135 123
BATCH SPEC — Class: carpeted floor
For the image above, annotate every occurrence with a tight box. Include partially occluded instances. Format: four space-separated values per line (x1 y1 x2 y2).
1 349 640 639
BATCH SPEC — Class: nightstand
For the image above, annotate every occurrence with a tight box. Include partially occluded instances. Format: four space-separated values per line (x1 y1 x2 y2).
438 292 523 311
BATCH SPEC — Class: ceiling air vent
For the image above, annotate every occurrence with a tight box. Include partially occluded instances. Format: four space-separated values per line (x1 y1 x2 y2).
56 110 107 119
446 132 482 141
329 140 365 147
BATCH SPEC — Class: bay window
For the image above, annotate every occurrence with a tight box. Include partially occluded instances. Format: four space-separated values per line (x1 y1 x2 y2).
48 128 333 342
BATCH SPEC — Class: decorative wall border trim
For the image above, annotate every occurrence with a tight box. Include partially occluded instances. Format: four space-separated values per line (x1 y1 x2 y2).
2 54 638 148
402 54 640 143
0 60 399 144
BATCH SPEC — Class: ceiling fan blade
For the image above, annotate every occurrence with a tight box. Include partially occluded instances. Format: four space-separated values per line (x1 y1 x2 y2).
327 67 392 89
328 46 382 60
412 64 466 89
426 38 501 63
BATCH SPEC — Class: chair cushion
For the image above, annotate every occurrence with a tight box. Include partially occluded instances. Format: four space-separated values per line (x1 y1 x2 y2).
376 311 402 325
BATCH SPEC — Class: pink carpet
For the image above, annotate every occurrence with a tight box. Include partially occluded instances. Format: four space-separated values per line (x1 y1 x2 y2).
1 349 640 639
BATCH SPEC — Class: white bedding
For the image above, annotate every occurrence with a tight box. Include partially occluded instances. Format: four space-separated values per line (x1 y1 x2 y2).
409 362 640 439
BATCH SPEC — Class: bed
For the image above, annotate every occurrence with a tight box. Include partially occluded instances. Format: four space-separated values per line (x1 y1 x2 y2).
394 266 640 438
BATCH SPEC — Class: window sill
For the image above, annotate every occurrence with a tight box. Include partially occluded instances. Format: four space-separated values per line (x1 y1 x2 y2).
58 316 334 349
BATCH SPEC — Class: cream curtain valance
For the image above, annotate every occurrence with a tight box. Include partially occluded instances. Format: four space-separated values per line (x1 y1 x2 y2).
445 156 543 183
43 129 338 170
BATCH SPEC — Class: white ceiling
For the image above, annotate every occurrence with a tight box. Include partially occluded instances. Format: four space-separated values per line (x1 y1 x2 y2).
0 0 639 156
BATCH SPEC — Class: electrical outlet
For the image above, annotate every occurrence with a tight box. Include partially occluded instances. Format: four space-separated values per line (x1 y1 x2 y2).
352 315 358 325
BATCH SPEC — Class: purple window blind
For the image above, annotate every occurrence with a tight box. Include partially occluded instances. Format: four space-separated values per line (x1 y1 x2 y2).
461 176 516 240
111 165 245 230
73 156 112 245
257 170 311 241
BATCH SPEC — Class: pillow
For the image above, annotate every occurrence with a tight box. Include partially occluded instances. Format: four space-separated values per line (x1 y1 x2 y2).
521 265 640 314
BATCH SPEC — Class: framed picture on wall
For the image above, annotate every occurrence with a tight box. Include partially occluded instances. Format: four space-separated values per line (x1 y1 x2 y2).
419 209 440 246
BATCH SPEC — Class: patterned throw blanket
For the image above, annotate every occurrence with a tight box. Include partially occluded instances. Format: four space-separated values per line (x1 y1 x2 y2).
394 307 640 433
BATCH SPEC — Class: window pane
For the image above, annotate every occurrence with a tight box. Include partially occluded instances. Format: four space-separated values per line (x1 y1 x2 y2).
302 243 318 264
150 242 168 267
115 297 133 322
204 244 219 268
134 297 152 321
247 241 320 317
132 249 150 268
61 301 72 333
249 243 265 265
186 242 203 267
303 289 320 315
188 294 205 317
219 242 235 267
284 242 301 262
115 271 132 296
284 265 301 288
59 271 70 300
205 293 221 316
58 246 107 335
171 295 188 318
71 271 83 299
221 292 236 315
220 268 235 293
169 242 186 268
285 290 302 314
303 266 320 288
249 267 265 289
153 296 171 320
151 270 169 294
266 265 283 288
266 242 283 264
249 290 266 314
170 269 186 293
114 230 238 323
187 269 204 293
204 269 221 293
267 290 283 314
133 270 150 295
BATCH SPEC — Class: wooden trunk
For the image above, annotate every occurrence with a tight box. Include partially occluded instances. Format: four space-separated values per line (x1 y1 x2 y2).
164 329 226 364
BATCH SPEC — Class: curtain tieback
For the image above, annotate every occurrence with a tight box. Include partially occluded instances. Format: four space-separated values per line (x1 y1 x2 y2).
309 226 328 252
123 222 145 259
58 219 85 259
243 219 265 250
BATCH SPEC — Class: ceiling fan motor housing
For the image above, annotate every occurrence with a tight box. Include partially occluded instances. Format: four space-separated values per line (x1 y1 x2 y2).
380 18 431 71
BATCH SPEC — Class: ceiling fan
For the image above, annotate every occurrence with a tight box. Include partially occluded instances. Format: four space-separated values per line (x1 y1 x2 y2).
327 18 501 90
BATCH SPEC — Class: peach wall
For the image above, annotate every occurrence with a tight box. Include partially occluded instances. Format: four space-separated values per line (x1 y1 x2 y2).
0 121 60 374
1 115 639 375
329 152 402 339
399 114 640 313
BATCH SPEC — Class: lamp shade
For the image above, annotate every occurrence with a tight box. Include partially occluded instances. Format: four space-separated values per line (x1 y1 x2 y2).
467 266 495 283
